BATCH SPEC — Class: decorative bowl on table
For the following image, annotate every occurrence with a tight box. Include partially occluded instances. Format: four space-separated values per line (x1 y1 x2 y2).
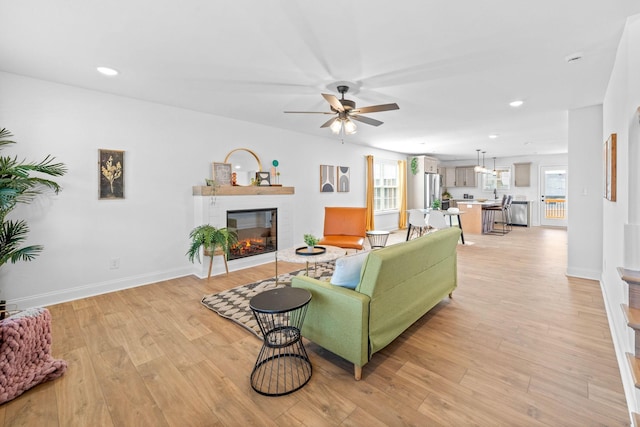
476 198 488 202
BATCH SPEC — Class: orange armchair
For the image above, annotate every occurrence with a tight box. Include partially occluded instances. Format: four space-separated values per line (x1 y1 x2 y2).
318 207 367 250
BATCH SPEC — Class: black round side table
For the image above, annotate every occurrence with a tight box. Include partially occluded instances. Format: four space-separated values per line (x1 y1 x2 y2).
249 287 312 396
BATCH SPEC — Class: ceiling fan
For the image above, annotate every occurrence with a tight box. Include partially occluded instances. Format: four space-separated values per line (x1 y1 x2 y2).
284 85 399 135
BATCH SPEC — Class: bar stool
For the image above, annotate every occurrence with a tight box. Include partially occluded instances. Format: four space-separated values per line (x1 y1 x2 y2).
486 195 512 235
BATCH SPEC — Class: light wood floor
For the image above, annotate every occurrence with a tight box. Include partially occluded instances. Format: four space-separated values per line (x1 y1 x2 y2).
0 227 630 426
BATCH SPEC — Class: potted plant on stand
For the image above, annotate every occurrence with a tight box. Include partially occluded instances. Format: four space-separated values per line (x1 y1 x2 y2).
187 224 237 279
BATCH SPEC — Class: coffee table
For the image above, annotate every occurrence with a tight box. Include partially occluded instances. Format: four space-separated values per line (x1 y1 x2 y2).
275 245 345 284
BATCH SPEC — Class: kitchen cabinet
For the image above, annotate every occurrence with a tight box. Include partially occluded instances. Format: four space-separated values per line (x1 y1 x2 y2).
514 162 531 187
438 167 457 188
455 166 476 187
424 156 438 173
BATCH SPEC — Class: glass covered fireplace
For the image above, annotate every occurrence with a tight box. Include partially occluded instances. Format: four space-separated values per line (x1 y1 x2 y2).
227 208 277 260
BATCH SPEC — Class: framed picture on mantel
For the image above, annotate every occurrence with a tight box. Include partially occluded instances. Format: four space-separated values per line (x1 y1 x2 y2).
604 133 617 202
212 162 232 186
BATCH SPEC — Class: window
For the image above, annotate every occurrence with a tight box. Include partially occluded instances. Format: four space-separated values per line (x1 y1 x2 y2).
481 167 511 191
374 159 399 211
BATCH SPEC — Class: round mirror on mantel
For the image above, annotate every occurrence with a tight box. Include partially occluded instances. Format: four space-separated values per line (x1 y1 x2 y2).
224 148 262 186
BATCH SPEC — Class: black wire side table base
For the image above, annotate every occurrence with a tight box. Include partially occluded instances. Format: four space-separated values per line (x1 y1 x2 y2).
249 287 312 396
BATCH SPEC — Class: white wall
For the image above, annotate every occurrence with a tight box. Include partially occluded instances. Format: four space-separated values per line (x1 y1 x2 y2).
567 105 603 279
601 14 640 416
0 72 404 308
438 153 568 226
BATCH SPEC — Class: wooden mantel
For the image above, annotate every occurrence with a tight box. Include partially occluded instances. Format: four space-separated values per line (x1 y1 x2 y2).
192 185 295 196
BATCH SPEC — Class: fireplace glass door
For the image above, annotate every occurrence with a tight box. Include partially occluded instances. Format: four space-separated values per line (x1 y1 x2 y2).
227 208 277 260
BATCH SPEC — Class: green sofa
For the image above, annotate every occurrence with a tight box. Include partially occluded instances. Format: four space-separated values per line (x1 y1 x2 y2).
292 226 461 380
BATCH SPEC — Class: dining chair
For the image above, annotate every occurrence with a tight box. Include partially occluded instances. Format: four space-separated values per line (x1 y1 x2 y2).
406 209 428 240
426 210 450 233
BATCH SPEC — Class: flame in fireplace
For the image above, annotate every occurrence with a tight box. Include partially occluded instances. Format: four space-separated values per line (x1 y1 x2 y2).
230 238 267 256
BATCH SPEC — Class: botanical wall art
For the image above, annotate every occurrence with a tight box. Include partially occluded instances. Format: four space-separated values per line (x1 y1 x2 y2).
213 162 232 186
99 149 124 199
337 166 350 192
604 133 617 201
320 165 335 192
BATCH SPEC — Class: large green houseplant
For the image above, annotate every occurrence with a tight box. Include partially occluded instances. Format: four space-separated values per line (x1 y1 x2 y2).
186 224 237 263
0 128 67 317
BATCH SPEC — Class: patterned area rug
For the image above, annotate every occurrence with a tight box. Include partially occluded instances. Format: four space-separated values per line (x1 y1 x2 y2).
201 262 335 338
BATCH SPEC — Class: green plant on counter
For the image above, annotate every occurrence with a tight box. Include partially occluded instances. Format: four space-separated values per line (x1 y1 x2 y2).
431 198 441 210
442 189 452 199
410 157 419 175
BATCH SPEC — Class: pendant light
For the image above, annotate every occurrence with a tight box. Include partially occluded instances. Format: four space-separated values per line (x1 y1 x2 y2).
481 151 487 173
474 149 483 172
492 157 497 176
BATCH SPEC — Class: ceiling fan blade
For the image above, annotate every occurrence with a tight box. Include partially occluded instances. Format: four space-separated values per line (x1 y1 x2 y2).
322 93 344 112
353 103 400 114
284 111 335 114
320 117 339 128
350 115 384 127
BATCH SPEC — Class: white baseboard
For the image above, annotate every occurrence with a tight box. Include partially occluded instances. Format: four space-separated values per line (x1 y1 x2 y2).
565 267 600 280
12 267 194 310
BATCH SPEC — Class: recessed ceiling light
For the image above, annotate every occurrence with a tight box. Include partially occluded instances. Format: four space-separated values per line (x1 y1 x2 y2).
488 134 499 139
97 66 119 76
509 100 524 107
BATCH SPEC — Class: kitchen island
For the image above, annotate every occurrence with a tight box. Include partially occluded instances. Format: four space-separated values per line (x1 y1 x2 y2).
454 200 501 234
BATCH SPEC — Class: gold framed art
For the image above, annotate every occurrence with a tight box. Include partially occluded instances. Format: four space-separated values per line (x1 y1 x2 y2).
99 149 124 199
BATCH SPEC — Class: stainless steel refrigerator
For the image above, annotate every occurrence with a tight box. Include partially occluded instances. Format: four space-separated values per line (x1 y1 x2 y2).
424 172 442 209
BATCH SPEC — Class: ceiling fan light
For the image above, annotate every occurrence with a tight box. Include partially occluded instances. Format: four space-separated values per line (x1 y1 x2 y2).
330 120 342 134
344 119 357 135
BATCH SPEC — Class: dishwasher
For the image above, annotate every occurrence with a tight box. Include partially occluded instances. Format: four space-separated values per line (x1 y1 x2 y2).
510 201 531 227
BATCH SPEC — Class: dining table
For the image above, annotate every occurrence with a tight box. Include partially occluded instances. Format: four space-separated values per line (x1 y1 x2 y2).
405 209 466 244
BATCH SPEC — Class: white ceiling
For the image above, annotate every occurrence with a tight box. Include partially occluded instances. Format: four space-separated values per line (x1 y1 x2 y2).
2 1 639 160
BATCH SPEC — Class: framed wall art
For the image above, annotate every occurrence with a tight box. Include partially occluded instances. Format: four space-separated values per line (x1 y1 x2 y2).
320 165 335 192
256 171 271 186
99 149 124 199
604 133 617 202
212 162 232 186
337 166 350 192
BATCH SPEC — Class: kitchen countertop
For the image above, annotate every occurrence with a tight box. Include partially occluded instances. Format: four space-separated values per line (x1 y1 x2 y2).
455 200 501 205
